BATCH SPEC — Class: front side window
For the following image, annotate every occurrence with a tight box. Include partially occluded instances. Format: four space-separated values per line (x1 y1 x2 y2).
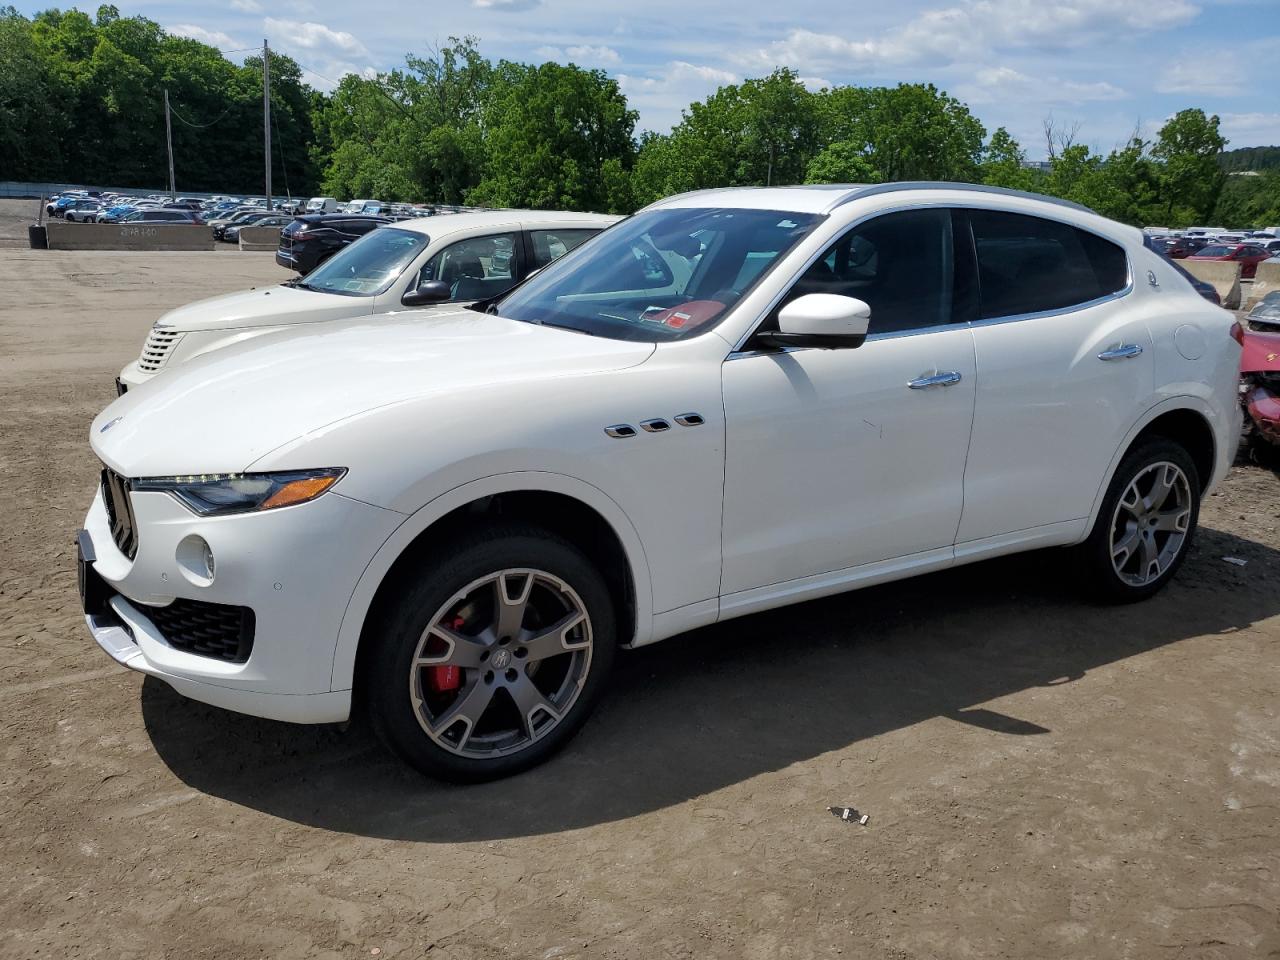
776 208 956 335
529 229 599 269
300 227 429 296
416 232 519 302
494 208 821 341
969 210 1128 319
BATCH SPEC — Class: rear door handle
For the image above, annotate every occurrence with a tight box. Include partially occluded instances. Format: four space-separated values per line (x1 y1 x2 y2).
1097 344 1143 361
907 371 962 389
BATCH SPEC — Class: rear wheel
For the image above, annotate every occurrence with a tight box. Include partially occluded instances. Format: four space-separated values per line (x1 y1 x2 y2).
365 525 616 782
1078 438 1200 602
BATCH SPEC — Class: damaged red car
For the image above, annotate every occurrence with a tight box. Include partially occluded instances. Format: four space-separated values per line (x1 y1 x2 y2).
1240 292 1280 454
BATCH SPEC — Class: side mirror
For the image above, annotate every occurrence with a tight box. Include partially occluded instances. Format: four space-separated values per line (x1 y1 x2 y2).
401 280 451 306
756 294 871 350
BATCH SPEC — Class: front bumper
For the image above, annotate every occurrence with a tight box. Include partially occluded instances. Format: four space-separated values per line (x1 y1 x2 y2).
117 360 152 390
80 481 404 723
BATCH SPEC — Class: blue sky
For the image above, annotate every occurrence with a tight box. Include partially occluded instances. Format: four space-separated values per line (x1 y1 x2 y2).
23 0 1280 157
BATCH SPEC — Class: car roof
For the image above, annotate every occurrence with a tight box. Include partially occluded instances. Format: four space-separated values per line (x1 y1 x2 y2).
383 209 621 237
645 182 1099 217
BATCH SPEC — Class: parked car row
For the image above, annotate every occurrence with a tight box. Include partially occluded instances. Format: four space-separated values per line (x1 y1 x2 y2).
1146 228 1280 274
80 184 1245 785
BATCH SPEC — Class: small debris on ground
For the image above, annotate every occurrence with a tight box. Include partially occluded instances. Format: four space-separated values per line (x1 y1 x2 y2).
827 806 870 825
1222 556 1249 566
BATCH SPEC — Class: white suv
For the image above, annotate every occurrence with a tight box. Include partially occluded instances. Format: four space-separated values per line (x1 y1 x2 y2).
116 210 618 390
80 183 1243 781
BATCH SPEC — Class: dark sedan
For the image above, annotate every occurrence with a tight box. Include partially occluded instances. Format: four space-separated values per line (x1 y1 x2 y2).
276 214 391 273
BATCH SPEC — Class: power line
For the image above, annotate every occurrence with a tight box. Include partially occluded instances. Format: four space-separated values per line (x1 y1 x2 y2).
168 101 236 129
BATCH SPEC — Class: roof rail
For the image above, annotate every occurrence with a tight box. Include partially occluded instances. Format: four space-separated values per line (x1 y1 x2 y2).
829 181 1096 215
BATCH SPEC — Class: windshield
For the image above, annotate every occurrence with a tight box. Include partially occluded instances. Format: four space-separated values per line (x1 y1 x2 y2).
1195 245 1232 257
493 207 821 341
299 227 429 296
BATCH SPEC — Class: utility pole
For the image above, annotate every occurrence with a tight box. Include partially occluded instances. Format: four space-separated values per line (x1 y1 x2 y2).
163 89 176 200
263 38 272 208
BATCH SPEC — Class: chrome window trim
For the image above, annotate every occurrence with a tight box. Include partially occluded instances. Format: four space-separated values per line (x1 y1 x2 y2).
727 200 1133 355
966 278 1134 331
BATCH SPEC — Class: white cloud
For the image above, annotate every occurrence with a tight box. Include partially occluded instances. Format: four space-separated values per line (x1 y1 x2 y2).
567 45 621 64
1156 60 1239 96
797 76 833 91
618 61 740 131
229 0 261 11
263 18 368 56
1218 112 1280 146
958 65 1126 104
169 24 242 49
534 44 621 64
748 0 1200 71
471 0 541 9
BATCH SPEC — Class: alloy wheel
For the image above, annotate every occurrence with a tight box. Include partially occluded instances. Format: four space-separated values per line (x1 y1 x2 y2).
1108 461 1192 587
408 568 593 759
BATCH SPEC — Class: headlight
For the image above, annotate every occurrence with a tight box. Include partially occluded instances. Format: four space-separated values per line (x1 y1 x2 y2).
133 468 346 516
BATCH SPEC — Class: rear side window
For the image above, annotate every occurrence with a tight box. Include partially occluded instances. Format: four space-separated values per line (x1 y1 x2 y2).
529 228 599 269
968 210 1128 320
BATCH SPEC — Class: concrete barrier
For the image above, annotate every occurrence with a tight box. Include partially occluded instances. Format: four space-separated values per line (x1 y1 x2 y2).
45 220 214 251
1180 259 1242 310
1243 261 1280 312
237 225 282 252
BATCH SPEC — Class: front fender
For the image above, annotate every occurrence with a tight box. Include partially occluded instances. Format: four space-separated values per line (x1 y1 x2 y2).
327 470 655 694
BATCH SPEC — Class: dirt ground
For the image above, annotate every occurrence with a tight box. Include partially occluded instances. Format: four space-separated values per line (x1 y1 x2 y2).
2 199 1279 960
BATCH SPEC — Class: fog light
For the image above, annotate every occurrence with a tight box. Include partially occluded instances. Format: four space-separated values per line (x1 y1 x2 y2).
176 535 215 587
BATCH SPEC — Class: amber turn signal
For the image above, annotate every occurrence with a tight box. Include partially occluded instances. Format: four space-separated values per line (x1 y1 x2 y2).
260 474 343 510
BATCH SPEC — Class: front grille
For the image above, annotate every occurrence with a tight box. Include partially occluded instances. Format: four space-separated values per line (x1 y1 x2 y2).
143 598 256 663
137 327 184 372
100 468 138 559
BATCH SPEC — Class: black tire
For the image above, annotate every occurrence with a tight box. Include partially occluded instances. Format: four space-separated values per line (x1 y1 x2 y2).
1077 437 1201 603
364 524 616 783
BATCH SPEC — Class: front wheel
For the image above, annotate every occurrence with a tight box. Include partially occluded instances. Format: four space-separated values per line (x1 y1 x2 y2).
1078 437 1201 602
364 525 616 782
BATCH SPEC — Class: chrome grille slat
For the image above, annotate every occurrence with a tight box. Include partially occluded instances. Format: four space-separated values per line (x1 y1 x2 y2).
100 467 138 559
136 329 184 372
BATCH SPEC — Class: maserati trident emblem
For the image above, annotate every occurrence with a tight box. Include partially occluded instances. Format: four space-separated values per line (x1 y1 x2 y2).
99 416 123 433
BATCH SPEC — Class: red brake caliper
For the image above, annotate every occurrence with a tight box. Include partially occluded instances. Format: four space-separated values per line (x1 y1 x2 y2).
427 616 465 693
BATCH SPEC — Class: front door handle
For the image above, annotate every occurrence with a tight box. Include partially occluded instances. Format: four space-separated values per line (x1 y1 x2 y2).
1097 344 1144 361
907 371 963 389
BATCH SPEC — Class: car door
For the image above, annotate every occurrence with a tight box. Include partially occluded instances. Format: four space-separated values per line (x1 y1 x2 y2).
956 207 1152 546
720 207 978 598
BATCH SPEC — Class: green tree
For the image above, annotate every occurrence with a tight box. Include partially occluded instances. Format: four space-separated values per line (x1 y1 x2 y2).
1152 108 1227 224
804 141 878 184
979 127 1038 191
632 69 821 204
815 83 986 183
468 60 636 211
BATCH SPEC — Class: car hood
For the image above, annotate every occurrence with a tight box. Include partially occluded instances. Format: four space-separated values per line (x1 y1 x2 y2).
154 284 377 332
91 309 656 477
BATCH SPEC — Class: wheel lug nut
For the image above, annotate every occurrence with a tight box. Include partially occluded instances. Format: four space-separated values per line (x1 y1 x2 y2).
515 647 527 659
484 670 494 684
498 637 510 646
479 651 489 662
505 668 518 683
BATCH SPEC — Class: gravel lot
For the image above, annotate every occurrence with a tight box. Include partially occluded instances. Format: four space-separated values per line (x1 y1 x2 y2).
2 200 1279 959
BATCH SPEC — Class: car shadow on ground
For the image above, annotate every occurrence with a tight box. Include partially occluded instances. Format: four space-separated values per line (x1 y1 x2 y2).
142 525 1280 841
